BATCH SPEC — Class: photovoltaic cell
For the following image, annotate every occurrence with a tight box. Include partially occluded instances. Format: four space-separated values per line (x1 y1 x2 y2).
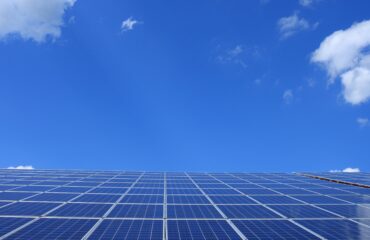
167 220 242 240
318 204 370 218
120 194 163 204
233 220 320 240
47 203 112 217
108 204 163 218
0 202 60 216
6 218 97 240
167 205 223 219
0 192 36 201
292 195 348 204
296 219 370 239
218 205 282 219
0 217 32 237
250 195 302 204
72 194 121 203
25 193 78 202
269 205 339 218
88 220 163 240
209 195 256 204
167 195 210 204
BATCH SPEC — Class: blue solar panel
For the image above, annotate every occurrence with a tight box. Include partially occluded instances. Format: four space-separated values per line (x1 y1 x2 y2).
296 219 370 239
167 195 210 204
47 203 112 217
120 194 163 204
5 218 97 239
0 202 60 216
167 205 222 219
0 217 32 237
209 195 257 204
1 169 370 239
90 187 128 194
49 186 91 193
269 205 339 218
0 192 36 201
292 195 348 204
88 220 163 240
218 205 282 219
25 193 78 202
318 204 370 218
167 220 242 240
233 220 320 240
251 195 303 204
72 194 121 203
108 204 163 218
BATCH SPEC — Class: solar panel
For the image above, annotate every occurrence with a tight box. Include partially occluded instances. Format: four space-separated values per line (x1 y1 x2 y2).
5 218 97 240
167 205 222 219
218 205 282 219
108 204 163 218
296 219 370 239
0 202 60 216
47 203 112 217
2 169 370 239
233 220 321 239
88 220 163 240
0 217 32 237
167 220 242 240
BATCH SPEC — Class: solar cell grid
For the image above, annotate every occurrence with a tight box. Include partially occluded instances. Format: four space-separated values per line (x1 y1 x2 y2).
25 193 78 202
120 194 164 204
209 195 257 204
269 205 339 219
72 194 121 203
232 220 321 240
0 217 33 238
0 202 60 216
167 205 223 219
88 220 163 240
5 218 97 240
47 203 112 217
218 205 282 219
167 195 210 204
108 204 163 218
167 220 242 240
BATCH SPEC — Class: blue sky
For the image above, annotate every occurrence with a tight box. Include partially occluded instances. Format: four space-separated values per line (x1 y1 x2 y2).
0 0 369 172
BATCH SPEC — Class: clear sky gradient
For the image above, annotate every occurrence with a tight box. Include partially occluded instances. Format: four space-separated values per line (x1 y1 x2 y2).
0 0 369 172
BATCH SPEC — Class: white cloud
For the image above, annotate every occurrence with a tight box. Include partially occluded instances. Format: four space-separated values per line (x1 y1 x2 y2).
277 13 311 39
357 117 369 127
342 167 360 173
216 45 248 69
330 167 360 173
283 89 294 104
7 165 34 170
299 0 313 7
312 20 370 105
0 0 76 42
121 17 139 32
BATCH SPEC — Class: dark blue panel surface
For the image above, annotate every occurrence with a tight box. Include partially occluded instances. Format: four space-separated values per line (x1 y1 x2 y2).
269 205 339 218
233 220 320 240
0 217 32 237
218 205 282 219
47 203 111 217
0 202 60 216
167 205 222 219
297 219 370 239
108 204 163 218
6 218 97 240
168 220 242 240
89 220 163 240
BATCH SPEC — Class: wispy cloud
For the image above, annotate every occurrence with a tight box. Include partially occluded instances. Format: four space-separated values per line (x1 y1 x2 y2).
7 165 34 170
277 13 316 39
121 17 140 32
0 0 76 42
299 0 313 7
312 19 370 105
330 167 360 173
283 89 294 104
357 118 369 127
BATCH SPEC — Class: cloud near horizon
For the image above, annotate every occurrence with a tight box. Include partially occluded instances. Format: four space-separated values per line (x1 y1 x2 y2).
330 167 360 173
277 13 314 39
7 165 34 170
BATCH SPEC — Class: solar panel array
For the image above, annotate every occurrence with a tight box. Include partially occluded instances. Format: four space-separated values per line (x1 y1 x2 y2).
1 170 370 239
